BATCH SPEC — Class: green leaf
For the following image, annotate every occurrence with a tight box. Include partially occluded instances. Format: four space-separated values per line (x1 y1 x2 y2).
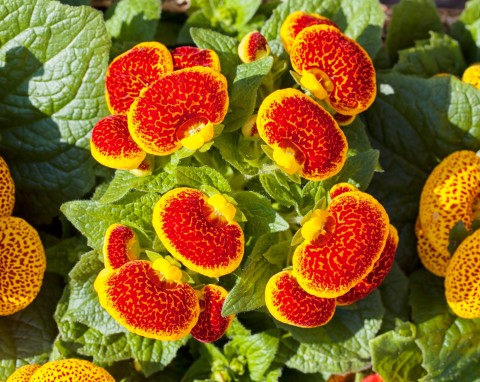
364 72 480 272
105 0 162 58
127 334 189 377
182 342 230 382
190 27 240 85
0 273 64 380
385 0 443 64
261 0 384 59
394 32 466 77
224 56 273 132
175 166 231 193
224 329 281 382
370 322 427 382
62 191 158 252
260 170 302 211
233 191 289 236
227 0 262 28
280 291 384 374
214 133 261 175
45 236 89 277
377 262 410 333
451 0 480 63
222 233 283 316
409 269 480 382
0 0 110 224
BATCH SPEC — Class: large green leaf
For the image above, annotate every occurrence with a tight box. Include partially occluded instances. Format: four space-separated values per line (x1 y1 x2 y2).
261 0 384 58
409 270 480 382
364 72 480 272
105 0 162 58
280 291 385 374
451 0 480 63
0 0 110 224
0 273 64 380
385 0 443 64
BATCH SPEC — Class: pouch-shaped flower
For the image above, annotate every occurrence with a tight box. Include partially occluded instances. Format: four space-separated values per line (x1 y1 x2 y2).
172 46 221 71
29 359 114 382
238 31 270 63
0 156 15 217
6 365 40 382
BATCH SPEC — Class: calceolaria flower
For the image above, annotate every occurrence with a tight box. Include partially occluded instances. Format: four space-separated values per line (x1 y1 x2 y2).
265 270 336 328
293 188 390 298
0 156 15 217
290 24 376 116
280 10 340 54
105 41 174 115
94 224 200 340
6 365 41 382
128 67 229 155
171 46 221 71
153 188 244 277
238 31 271 63
462 63 480 89
417 150 480 276
190 284 235 343
27 359 114 382
256 88 347 180
445 229 480 319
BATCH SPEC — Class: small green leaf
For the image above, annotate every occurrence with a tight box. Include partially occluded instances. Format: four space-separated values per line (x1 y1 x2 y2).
105 0 161 58
394 32 466 77
223 57 273 132
222 233 283 316
182 342 229 382
385 0 443 64
62 191 158 252
0 273 64 380
176 166 231 193
0 0 110 224
46 236 89 277
214 133 262 175
370 322 427 382
233 191 289 236
451 0 480 63
280 291 385 374
260 171 302 211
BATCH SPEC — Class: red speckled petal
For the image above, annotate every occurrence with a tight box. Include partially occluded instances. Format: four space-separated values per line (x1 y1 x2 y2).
191 284 234 343
445 228 480 319
91 115 146 170
6 365 41 382
415 217 449 277
238 31 270 63
103 224 139 270
128 67 229 155
95 260 200 340
418 150 480 277
293 191 390 298
105 42 173 115
0 156 15 218
172 46 221 71
329 182 359 199
280 11 339 54
265 270 336 328
291 25 376 115
153 188 244 277
30 359 115 382
0 217 46 316
337 225 398 305
333 112 356 126
257 88 347 180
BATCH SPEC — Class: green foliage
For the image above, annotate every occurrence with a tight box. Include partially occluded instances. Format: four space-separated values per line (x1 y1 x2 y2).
0 0 110 224
451 0 480 63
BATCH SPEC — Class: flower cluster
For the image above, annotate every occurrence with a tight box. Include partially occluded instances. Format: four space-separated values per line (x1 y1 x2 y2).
94 187 241 342
265 183 397 328
0 156 46 316
90 42 228 172
6 359 114 382
416 150 480 318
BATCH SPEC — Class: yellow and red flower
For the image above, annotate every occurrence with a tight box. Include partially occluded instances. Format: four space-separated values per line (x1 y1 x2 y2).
265 270 336 327
462 63 480 89
172 46 221 71
191 284 234 342
0 156 15 217
128 67 229 155
153 188 244 277
290 24 376 116
256 88 347 180
28 359 114 382
238 31 271 63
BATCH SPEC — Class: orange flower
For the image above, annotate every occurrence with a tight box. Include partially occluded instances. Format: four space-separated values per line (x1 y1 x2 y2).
290 25 376 115
265 270 336 327
172 46 221 71
238 31 271 63
153 188 244 277
0 156 15 217
256 88 347 180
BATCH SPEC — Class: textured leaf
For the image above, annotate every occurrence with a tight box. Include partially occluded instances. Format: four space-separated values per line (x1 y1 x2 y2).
0 273 64 380
261 0 384 58
451 0 480 63
176 166 231 193
385 0 443 64
280 291 384 374
0 0 110 224
260 170 302 210
409 270 480 382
